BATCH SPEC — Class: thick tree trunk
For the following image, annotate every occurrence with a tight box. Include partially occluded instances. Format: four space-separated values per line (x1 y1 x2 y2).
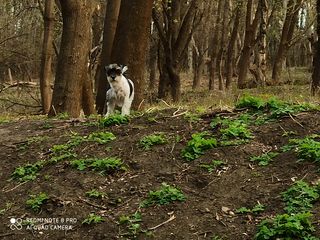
95 0 121 114
208 0 223 90
111 0 153 109
226 4 241 90
49 0 94 117
271 0 303 84
39 0 54 114
237 0 260 89
311 0 320 96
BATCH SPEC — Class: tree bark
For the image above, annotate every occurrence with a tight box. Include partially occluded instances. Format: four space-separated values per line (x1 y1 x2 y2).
208 0 223 90
226 3 241 90
237 0 261 89
271 0 303 84
49 0 94 117
111 0 153 109
311 0 320 96
39 0 54 114
95 0 121 114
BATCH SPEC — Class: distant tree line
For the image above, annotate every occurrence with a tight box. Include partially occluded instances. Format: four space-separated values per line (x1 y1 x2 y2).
0 0 319 117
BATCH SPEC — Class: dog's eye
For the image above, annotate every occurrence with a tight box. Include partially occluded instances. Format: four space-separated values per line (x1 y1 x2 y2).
106 70 112 76
115 69 122 75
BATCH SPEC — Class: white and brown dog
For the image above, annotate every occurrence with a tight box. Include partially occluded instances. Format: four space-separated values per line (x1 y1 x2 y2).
104 63 134 116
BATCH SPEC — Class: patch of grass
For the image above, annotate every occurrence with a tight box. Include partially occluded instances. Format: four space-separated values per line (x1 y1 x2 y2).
70 157 126 174
236 95 266 110
139 132 167 150
26 192 49 212
283 136 320 164
18 135 49 150
11 160 46 182
236 95 316 120
250 152 279 166
184 111 201 123
119 212 143 237
282 180 320 214
86 189 105 199
220 120 253 140
82 213 104 225
99 114 129 127
181 132 217 161
236 203 265 214
41 121 54 129
55 112 69 120
255 212 317 240
199 160 226 173
0 202 13 215
211 117 253 145
87 131 116 144
141 183 186 207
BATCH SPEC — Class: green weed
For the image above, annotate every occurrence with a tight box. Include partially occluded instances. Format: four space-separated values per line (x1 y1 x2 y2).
211 117 253 144
0 202 13 215
181 132 217 161
119 212 143 237
250 152 279 166
86 189 105 199
220 120 253 140
82 213 104 225
236 95 266 110
70 157 126 174
87 131 116 144
255 212 317 240
236 203 265 214
282 180 320 214
26 192 49 212
141 183 186 207
12 160 46 182
283 136 320 164
99 114 129 127
199 160 226 173
184 111 201 123
139 132 167 150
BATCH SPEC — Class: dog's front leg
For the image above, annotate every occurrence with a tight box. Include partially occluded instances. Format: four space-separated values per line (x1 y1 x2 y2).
121 99 132 116
106 99 116 117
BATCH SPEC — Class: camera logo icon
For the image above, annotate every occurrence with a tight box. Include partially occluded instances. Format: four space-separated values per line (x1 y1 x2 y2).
9 218 22 230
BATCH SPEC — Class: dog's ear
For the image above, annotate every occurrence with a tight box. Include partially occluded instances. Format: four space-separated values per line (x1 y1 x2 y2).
121 65 128 74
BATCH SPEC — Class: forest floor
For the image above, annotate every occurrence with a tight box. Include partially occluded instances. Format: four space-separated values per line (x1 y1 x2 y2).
0 97 320 240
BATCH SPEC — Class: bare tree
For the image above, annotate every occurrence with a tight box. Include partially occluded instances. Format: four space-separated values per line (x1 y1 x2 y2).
237 0 261 89
39 0 55 114
49 0 95 117
312 0 320 96
271 0 303 84
153 0 201 101
111 0 153 109
226 1 242 89
95 0 121 114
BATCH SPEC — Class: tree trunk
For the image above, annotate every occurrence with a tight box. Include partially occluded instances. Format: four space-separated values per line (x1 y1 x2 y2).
208 0 223 90
226 3 241 90
39 0 54 114
311 0 320 96
95 0 121 114
49 0 94 117
111 0 153 109
237 0 260 89
149 29 158 91
271 0 303 84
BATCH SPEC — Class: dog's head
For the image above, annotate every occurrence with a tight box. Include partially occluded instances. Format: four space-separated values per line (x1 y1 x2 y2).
105 63 128 82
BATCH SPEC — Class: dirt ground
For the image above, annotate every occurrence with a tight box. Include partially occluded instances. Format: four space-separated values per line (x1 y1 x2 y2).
0 108 319 240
